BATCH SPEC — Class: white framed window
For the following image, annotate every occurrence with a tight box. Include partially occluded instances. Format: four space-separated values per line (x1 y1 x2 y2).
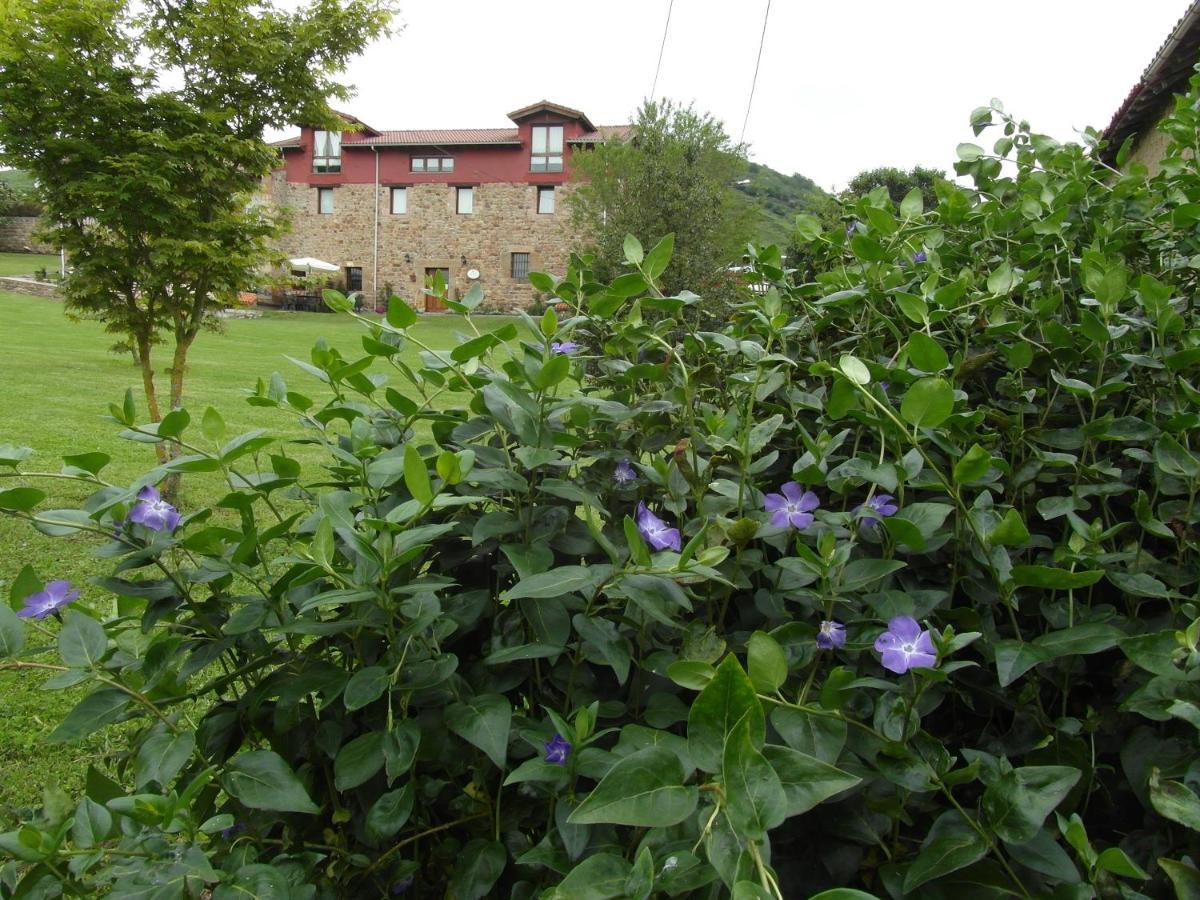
456 186 474 215
313 130 341 173
317 187 334 214
413 156 454 173
390 186 407 215
537 185 555 214
530 125 564 172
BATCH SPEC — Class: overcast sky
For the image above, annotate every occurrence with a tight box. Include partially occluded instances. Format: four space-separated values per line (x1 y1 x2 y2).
308 0 1192 190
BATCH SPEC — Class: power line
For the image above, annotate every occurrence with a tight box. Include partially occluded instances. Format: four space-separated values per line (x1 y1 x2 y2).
650 0 675 101
738 0 772 147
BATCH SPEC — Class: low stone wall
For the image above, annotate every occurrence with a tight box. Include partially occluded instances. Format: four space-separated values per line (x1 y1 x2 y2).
0 276 60 298
0 217 55 253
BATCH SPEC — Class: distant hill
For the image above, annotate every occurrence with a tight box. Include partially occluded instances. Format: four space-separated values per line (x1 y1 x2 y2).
0 168 36 195
0 169 42 216
735 162 830 249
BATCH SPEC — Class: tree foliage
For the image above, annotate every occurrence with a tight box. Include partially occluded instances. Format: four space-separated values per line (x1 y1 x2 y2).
0 0 394 458
568 99 755 300
844 164 946 208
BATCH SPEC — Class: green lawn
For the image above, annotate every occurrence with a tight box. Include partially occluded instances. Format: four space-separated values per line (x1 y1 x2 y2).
0 251 60 278
0 292 520 819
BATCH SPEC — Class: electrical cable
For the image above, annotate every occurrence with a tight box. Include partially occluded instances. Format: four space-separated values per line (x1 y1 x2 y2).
650 0 675 101
738 0 772 147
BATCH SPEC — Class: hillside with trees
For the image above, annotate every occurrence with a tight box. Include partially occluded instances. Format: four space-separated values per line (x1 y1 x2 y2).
735 161 830 247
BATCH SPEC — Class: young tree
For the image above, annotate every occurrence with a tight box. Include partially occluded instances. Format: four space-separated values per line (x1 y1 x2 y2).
568 99 755 300
843 165 946 207
0 0 394 476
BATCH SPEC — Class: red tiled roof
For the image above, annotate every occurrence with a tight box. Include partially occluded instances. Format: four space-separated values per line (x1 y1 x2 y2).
508 100 595 131
568 125 631 144
1102 1 1200 162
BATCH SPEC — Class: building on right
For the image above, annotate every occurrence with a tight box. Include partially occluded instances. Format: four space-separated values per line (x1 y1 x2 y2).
1102 1 1200 174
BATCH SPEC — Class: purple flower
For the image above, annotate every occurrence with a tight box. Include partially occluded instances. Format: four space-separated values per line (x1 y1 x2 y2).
874 615 937 674
221 822 245 840
128 485 181 533
845 221 857 237
763 482 819 530
17 579 80 619
817 620 846 650
613 460 637 485
543 733 572 765
391 875 415 895
913 250 927 263
636 501 682 552
859 494 899 528
551 341 579 355
878 381 890 392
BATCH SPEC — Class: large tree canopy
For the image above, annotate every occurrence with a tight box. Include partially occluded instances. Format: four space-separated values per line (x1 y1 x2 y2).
568 99 755 303
0 0 394 442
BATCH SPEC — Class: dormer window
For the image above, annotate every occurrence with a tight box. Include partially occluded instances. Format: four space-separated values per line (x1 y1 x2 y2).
530 125 563 173
313 130 341 173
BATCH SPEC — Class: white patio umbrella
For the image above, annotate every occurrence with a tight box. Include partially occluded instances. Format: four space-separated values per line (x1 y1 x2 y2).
288 256 340 275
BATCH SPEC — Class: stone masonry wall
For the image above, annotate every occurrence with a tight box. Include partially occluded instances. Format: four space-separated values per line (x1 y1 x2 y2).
0 276 60 298
0 217 55 253
268 174 575 312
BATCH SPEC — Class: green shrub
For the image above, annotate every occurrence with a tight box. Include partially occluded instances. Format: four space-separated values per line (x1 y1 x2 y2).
1 82 1200 898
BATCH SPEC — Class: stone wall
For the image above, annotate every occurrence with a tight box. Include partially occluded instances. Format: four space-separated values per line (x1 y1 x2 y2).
0 217 55 253
268 174 575 312
0 276 59 298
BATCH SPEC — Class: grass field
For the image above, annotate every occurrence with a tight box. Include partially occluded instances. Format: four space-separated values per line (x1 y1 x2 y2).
0 251 60 278
0 292 520 820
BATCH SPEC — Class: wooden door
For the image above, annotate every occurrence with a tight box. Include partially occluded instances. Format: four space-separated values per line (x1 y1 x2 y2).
424 267 450 312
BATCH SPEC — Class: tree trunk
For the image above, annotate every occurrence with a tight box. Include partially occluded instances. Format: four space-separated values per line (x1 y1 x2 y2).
136 334 169 467
162 333 196 501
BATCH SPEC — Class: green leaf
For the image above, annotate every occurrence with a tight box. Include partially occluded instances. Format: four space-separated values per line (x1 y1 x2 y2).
568 745 698 827
987 261 1018 294
223 750 319 814
403 443 433 504
988 508 1030 546
0 605 25 659
1155 434 1200 479
365 783 413 841
134 731 195 790
722 717 785 838
200 406 226 442
450 839 507 900
532 353 571 390
0 487 45 512
387 296 418 329
762 744 861 816
445 694 512 768
540 307 558 338
982 765 1081 843
850 234 884 262
643 233 675 280
344 666 389 711
900 377 955 427
808 892 883 900
623 233 644 265
687 655 763 773
1012 566 1103 590
838 354 871 385
71 798 112 849
544 854 632 900
384 720 422 783
1159 857 1200 898
907 332 949 373
57 611 106 668
794 214 822 241
956 142 984 161
156 408 190 439
903 811 989 892
900 188 924 219
1150 770 1200 832
1096 846 1149 880
49 688 129 743
953 443 992 484
503 566 594 601
747 631 787 693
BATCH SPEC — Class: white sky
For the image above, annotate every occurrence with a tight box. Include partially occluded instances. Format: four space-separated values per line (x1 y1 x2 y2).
309 0 1193 190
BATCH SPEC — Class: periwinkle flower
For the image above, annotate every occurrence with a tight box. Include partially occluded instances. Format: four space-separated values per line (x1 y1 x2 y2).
763 482 819 530
817 620 846 650
874 615 937 674
128 485 181 533
845 221 857 237
636 502 682 551
613 460 637 485
391 875 415 895
221 822 245 840
859 494 899 528
913 250 927 263
550 341 579 355
543 733 572 765
17 580 80 619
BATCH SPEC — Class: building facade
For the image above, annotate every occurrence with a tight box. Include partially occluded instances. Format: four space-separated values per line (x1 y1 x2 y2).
267 101 624 312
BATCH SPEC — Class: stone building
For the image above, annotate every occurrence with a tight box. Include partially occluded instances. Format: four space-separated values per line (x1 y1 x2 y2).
266 101 626 312
1102 1 1200 174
